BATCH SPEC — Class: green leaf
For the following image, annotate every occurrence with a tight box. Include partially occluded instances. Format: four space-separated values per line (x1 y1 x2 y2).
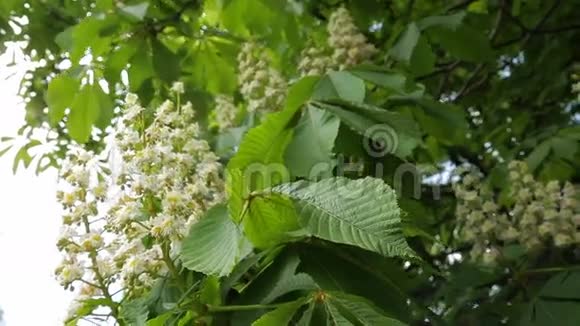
468 0 488 13
200 275 222 306
399 97 466 143
551 137 577 161
0 145 13 158
224 79 313 224
12 140 41 173
70 18 113 63
526 140 551 172
181 204 248 276
389 23 421 63
285 76 320 112
146 312 172 326
315 101 421 158
119 2 149 21
94 88 114 130
285 106 340 178
187 41 238 94
428 26 493 62
227 107 296 174
252 298 309 326
521 273 580 326
231 250 309 325
177 311 194 326
328 292 407 326
327 100 421 138
522 301 580 326
348 68 407 94
244 194 300 249
152 38 181 83
104 39 139 87
539 272 580 300
128 40 154 92
46 75 80 127
67 85 103 143
297 245 412 321
271 177 415 258
313 71 365 103
417 12 466 30
409 35 435 76
120 298 149 326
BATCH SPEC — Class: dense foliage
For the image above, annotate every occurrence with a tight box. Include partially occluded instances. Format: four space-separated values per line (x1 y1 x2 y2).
1 0 580 325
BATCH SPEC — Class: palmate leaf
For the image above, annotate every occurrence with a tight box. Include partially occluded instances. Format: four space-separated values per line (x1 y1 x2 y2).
226 77 319 247
521 272 580 326
312 71 366 103
46 75 80 127
232 250 315 326
296 291 407 326
325 292 407 326
314 101 421 159
244 194 300 249
252 298 309 326
271 177 415 258
285 106 340 178
227 76 319 175
180 204 249 277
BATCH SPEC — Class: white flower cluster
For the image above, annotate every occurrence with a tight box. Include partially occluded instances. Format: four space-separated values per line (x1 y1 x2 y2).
55 148 123 321
454 161 580 265
55 89 225 322
214 95 238 131
327 7 378 70
298 46 334 77
238 42 287 114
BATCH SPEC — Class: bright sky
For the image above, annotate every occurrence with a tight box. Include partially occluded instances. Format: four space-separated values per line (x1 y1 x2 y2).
0 50 73 325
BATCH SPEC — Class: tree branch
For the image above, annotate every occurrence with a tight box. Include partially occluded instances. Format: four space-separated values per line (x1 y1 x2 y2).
494 0 562 48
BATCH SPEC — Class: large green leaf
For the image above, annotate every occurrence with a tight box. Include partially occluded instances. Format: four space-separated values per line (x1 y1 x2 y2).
186 40 238 94
297 244 413 321
152 38 180 83
226 76 319 173
312 71 365 103
120 298 149 326
252 298 309 326
315 101 421 158
244 194 300 248
428 25 493 62
285 106 340 178
181 204 248 277
232 250 313 326
226 77 319 243
409 35 435 76
118 2 149 21
521 272 580 326
417 12 466 30
46 75 80 127
271 177 415 258
348 67 407 95
67 85 103 143
389 23 421 63
70 18 114 63
327 292 407 326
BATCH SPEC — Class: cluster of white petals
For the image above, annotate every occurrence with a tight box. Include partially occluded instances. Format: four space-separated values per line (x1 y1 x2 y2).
454 161 579 265
327 7 378 70
238 42 287 114
55 89 225 322
298 46 334 77
214 95 238 131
